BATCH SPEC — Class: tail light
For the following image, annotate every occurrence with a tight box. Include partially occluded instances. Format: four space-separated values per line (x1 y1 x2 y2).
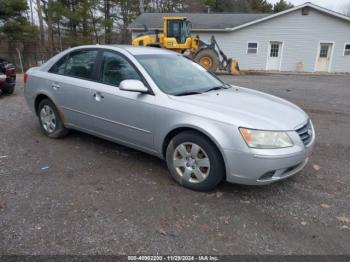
5 68 15 77
24 72 28 84
0 74 6 84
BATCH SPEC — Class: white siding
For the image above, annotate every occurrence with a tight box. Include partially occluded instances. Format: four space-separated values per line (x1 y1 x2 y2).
131 8 350 72
131 32 138 39
192 9 350 73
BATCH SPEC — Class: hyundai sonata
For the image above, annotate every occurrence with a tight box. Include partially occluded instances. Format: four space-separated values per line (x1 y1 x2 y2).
24 45 315 191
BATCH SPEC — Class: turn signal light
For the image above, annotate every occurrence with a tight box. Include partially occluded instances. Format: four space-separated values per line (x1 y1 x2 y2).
239 128 252 143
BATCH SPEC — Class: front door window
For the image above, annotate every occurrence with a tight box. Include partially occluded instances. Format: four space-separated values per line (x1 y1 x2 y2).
100 51 141 87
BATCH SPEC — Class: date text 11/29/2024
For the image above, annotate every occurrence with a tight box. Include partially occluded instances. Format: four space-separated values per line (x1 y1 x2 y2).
127 255 219 261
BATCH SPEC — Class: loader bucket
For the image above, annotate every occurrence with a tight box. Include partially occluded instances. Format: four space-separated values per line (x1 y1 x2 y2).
229 59 240 76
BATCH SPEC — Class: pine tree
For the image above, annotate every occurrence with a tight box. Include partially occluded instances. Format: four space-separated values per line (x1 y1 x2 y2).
0 0 37 43
273 0 294 13
250 0 273 13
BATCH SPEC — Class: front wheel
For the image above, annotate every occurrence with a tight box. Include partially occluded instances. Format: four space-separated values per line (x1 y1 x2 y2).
166 131 225 191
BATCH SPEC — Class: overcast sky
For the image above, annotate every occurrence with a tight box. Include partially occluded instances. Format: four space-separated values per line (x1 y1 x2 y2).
268 0 350 13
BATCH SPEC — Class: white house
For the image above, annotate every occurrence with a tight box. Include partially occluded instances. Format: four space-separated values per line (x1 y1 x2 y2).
129 2 350 73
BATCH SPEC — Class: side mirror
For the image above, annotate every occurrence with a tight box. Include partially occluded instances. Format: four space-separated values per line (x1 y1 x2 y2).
119 80 148 93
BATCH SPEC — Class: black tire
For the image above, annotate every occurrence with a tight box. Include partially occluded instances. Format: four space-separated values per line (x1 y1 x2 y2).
194 48 219 73
38 98 68 138
166 131 225 191
2 85 15 95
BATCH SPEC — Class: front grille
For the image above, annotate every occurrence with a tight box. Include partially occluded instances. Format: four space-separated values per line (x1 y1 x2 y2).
296 121 312 146
282 163 301 175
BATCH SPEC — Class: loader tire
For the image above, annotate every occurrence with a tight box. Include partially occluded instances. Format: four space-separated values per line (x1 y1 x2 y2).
194 49 219 73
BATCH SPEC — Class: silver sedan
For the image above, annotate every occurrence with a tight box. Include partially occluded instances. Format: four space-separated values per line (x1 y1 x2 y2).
24 45 315 191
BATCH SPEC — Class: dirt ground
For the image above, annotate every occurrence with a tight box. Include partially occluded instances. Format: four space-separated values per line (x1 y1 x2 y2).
0 74 349 255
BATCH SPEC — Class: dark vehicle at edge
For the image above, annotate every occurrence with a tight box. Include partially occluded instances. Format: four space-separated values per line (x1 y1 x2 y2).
0 58 16 95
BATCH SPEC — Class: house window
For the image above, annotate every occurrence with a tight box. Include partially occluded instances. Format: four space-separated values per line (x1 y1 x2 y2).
319 44 329 58
344 44 350 56
270 43 280 57
247 42 258 54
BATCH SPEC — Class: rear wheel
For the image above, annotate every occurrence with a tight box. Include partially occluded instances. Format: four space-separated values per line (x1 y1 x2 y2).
194 49 219 72
166 131 225 191
38 99 68 138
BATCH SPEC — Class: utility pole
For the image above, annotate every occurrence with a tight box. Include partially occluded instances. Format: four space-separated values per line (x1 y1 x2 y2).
206 5 210 13
16 48 24 74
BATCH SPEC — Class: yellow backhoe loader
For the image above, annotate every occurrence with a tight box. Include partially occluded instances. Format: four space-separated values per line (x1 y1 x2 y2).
132 16 240 75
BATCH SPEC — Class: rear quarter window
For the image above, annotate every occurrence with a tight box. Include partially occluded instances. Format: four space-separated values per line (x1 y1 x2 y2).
64 50 98 80
49 55 67 74
48 49 98 81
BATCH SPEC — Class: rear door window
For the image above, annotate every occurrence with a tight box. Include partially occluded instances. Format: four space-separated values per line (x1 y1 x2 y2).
49 50 98 80
64 50 98 80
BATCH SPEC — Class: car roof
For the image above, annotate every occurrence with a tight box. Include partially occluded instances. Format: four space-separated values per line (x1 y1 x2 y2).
70 44 177 56
114 45 177 55
39 44 179 73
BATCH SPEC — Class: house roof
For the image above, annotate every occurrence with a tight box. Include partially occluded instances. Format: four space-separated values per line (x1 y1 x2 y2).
129 2 350 32
228 2 350 32
128 13 270 32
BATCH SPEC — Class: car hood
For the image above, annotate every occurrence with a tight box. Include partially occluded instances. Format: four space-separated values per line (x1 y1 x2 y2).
169 86 308 130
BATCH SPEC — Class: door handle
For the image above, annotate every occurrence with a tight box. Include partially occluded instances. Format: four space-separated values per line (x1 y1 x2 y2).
93 92 104 101
51 83 60 90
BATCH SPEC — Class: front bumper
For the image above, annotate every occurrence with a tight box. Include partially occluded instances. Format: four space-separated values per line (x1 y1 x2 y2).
224 125 315 185
0 82 15 89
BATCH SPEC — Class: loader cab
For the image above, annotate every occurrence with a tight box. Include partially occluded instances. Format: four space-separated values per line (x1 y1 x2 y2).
164 17 192 45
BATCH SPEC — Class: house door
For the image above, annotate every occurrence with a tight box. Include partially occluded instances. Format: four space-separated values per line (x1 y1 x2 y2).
267 42 282 70
315 43 333 72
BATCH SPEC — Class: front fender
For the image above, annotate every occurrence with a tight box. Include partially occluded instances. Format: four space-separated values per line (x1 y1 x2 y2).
154 107 249 159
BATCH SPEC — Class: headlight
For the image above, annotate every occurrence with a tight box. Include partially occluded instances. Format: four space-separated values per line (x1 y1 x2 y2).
239 128 293 149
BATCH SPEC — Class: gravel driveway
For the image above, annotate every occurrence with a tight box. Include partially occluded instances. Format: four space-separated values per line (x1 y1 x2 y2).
0 74 349 255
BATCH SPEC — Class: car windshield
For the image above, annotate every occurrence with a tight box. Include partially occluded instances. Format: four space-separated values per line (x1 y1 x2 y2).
136 54 225 95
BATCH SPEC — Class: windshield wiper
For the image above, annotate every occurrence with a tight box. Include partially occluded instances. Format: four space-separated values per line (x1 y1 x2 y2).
175 91 203 96
175 84 231 96
204 84 231 93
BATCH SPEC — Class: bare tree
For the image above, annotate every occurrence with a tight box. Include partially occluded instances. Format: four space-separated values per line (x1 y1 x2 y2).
104 0 112 44
139 0 144 13
89 7 100 43
46 0 54 56
29 0 34 25
343 3 350 16
35 0 46 57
